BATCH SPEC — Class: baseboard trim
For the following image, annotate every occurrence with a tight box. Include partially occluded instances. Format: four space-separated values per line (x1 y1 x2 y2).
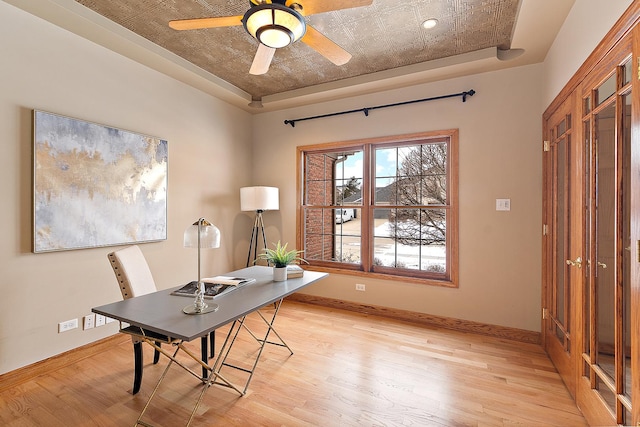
0 334 129 393
288 293 541 345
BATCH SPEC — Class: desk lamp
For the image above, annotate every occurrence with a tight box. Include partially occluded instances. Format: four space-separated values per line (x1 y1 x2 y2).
240 186 279 266
183 217 220 315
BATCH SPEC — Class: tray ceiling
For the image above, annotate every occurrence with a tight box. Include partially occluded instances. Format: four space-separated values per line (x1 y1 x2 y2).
6 0 575 110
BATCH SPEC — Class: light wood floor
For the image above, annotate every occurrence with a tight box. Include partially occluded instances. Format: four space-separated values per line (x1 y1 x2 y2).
0 301 587 426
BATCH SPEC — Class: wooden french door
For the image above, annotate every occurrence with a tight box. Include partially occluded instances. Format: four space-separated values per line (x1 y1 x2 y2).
543 90 581 398
543 27 640 425
574 39 634 426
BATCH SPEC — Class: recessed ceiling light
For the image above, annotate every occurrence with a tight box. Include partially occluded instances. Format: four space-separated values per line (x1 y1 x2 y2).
422 18 438 29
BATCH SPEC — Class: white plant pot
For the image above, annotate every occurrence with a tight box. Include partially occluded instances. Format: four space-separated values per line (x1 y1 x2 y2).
273 266 287 282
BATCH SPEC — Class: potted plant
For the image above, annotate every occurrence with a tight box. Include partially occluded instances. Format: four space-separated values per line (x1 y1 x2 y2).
257 241 307 281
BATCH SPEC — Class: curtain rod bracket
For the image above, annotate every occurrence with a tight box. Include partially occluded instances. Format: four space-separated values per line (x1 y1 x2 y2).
462 89 475 102
283 89 475 127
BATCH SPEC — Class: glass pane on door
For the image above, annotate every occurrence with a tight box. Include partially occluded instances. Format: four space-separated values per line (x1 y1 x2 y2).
595 102 616 380
583 117 591 370
596 74 616 106
555 138 567 342
622 93 631 399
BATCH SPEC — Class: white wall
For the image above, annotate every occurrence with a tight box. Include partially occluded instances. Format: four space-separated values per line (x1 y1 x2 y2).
0 1 253 374
251 64 544 331
543 0 633 107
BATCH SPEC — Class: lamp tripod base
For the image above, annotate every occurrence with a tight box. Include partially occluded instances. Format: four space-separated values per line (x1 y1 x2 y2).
183 303 219 315
247 210 268 267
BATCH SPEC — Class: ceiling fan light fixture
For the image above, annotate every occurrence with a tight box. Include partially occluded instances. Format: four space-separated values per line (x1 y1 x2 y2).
258 26 293 48
243 3 306 49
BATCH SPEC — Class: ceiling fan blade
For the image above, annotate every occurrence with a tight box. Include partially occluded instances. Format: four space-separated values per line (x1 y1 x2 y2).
295 0 373 16
250 44 276 75
301 26 352 66
169 15 242 30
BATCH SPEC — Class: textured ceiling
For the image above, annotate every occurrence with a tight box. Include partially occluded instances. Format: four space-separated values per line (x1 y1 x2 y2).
74 0 521 100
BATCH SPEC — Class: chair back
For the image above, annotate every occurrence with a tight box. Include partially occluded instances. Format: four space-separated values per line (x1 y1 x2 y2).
108 245 157 299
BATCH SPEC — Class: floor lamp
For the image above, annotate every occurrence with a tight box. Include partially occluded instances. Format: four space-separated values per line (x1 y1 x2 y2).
241 186 279 267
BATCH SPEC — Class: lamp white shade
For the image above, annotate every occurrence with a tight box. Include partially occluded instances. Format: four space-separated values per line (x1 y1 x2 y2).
184 218 220 249
240 186 279 212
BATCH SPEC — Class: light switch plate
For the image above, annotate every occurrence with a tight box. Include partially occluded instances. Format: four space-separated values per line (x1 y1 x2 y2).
496 198 511 211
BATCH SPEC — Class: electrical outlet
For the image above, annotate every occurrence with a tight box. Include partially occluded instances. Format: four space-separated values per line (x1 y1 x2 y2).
95 314 106 327
58 318 78 333
356 283 366 291
83 314 95 330
105 316 116 324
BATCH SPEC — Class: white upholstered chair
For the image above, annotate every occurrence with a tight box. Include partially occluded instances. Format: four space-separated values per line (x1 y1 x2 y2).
109 245 157 299
107 245 216 394
107 245 166 394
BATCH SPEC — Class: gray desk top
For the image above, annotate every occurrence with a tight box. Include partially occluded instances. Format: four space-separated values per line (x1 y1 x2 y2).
93 266 328 341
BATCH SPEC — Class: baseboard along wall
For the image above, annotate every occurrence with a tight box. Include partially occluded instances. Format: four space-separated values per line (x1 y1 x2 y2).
287 294 541 345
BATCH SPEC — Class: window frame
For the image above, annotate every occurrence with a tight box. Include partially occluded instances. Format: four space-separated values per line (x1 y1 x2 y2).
296 130 459 288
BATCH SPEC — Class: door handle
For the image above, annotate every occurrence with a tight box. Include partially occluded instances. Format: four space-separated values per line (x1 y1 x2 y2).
566 256 582 268
597 261 607 269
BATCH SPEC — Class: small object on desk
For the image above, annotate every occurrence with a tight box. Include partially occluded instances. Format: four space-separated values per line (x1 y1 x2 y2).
286 265 304 278
172 277 256 299
172 281 232 299
203 276 256 286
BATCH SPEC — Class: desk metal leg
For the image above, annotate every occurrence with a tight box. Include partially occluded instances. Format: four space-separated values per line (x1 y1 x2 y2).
247 308 293 354
214 298 292 393
210 332 215 359
135 339 243 427
200 335 208 379
200 333 216 378
136 344 181 427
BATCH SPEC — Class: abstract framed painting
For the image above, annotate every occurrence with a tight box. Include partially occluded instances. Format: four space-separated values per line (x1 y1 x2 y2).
33 110 168 253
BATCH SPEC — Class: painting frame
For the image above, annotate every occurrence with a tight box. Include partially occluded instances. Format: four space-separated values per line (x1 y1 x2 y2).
33 110 168 253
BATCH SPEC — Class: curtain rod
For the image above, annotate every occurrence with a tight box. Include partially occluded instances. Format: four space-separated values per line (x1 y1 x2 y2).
283 89 475 127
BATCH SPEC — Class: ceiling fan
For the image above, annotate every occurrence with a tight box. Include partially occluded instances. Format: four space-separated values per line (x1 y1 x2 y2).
169 0 373 75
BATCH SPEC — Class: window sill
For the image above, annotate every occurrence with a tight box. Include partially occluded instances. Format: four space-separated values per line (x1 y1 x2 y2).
304 264 458 288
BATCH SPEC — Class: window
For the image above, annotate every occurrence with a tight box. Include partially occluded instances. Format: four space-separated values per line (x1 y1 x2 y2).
297 130 458 287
